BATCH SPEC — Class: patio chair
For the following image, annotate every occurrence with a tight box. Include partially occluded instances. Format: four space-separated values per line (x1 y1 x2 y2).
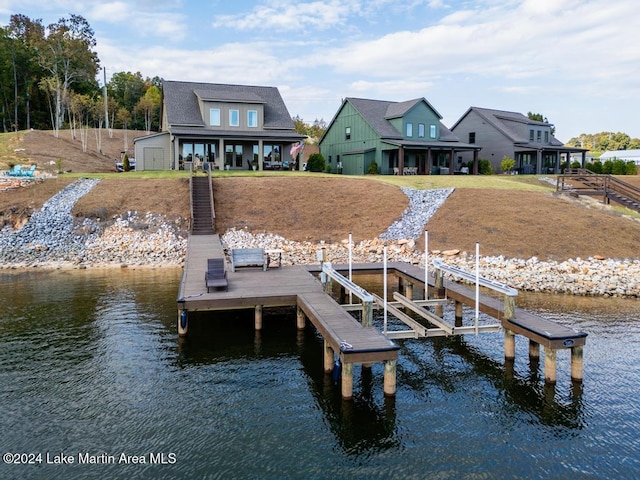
205 258 228 292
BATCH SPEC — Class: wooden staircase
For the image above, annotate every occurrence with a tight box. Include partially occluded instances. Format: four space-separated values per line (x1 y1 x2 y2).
557 169 640 213
190 175 215 235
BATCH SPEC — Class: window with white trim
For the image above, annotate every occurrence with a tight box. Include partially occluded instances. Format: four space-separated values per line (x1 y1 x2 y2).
229 109 239 127
209 108 220 126
248 110 258 128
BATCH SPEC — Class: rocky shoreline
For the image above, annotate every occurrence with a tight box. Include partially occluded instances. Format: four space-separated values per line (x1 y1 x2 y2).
0 179 638 298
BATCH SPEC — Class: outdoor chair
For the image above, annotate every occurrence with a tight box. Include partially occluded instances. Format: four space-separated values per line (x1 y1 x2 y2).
205 258 228 292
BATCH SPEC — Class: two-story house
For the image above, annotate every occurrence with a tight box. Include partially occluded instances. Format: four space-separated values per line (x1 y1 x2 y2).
319 97 480 175
133 80 305 171
450 107 588 174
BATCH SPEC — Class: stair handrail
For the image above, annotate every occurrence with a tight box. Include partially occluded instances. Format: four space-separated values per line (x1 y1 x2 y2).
188 163 194 233
605 175 640 206
207 167 216 233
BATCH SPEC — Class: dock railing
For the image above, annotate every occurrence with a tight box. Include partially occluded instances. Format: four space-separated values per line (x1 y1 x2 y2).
322 262 374 326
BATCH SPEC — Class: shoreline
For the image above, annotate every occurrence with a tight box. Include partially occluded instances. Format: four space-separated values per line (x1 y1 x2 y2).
1 230 638 298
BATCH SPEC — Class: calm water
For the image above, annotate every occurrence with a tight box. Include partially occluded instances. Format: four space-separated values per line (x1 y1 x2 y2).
0 268 639 479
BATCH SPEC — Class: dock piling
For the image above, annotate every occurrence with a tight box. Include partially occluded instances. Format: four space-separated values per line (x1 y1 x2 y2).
545 347 557 384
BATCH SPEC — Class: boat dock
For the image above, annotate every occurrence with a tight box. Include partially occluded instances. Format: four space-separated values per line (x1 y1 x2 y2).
177 233 587 399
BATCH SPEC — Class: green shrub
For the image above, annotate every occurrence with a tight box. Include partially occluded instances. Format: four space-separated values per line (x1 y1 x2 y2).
367 161 379 174
611 159 627 175
123 153 131 172
500 155 515 173
570 161 582 169
626 161 638 175
602 160 613 174
586 161 603 173
307 153 326 172
478 158 493 175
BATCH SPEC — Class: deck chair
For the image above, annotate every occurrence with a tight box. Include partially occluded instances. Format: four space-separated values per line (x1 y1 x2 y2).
7 165 22 177
21 165 36 177
205 258 228 292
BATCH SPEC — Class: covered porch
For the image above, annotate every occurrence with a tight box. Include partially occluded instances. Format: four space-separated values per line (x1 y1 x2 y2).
169 128 305 172
382 140 481 175
515 146 589 175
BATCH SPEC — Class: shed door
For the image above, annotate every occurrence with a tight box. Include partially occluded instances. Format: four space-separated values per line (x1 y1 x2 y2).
144 147 164 170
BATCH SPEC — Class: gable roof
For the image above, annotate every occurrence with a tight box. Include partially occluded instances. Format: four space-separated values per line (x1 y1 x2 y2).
163 80 294 130
346 97 452 141
451 106 559 144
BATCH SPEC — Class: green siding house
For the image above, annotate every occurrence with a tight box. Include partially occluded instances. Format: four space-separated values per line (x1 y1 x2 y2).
319 97 480 175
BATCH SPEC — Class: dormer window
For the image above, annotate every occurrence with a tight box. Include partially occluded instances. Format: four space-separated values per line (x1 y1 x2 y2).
229 109 239 127
248 110 258 128
545 131 549 143
210 108 221 126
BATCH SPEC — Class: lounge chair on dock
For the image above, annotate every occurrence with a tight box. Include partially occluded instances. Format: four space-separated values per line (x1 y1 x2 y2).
205 258 228 292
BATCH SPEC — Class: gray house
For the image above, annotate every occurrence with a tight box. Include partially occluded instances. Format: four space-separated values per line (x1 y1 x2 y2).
319 97 481 175
450 107 588 174
134 80 305 171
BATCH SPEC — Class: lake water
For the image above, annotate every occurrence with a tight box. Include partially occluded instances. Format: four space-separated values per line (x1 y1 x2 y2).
1 268 639 479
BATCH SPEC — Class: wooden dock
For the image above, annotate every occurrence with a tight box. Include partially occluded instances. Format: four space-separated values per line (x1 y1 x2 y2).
178 235 586 398
177 234 399 399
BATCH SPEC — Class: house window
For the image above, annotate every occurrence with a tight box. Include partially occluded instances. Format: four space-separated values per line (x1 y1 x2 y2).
229 109 239 127
406 123 413 137
530 129 534 142
469 132 476 143
544 131 549 143
430 124 437 138
418 124 425 138
247 110 258 128
209 108 220 126
537 130 541 142
345 126 351 140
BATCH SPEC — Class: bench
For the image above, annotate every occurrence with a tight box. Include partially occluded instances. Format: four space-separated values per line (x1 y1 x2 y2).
205 258 228 292
231 248 266 272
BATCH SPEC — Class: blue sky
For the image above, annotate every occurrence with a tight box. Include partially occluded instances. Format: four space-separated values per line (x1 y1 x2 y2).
1 0 639 141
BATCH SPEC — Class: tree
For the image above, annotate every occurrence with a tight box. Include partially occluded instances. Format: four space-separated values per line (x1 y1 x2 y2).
33 14 99 136
501 155 515 174
135 84 161 133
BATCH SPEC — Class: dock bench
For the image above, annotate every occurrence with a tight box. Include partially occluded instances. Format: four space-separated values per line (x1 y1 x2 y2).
231 248 267 272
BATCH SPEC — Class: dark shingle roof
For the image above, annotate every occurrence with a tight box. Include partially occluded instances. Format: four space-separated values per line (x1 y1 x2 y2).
346 97 456 142
163 80 294 130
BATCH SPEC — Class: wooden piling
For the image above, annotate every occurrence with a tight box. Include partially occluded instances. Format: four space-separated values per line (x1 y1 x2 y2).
504 328 516 359
434 270 444 317
255 305 263 330
529 340 540 359
571 346 584 382
323 340 334 373
454 300 463 327
384 359 397 396
544 347 557 384
405 281 413 300
296 306 306 330
342 362 354 400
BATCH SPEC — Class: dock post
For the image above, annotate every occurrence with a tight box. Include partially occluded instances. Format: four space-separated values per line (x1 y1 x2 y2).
504 295 516 321
296 306 306 330
362 300 373 327
342 362 353 400
384 359 397 397
324 340 334 373
504 328 516 359
405 281 413 300
255 305 263 331
529 340 540 359
570 346 584 382
177 308 188 336
434 270 444 317
544 347 557 384
454 301 463 327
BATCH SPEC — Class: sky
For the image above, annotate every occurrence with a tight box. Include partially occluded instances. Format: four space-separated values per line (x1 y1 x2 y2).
1 0 639 142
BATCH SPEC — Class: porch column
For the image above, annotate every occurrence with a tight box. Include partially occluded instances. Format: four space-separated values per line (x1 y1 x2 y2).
536 149 542 174
220 138 225 169
473 149 479 174
258 140 264 171
398 146 405 175
449 149 455 174
582 151 586 168
427 148 432 175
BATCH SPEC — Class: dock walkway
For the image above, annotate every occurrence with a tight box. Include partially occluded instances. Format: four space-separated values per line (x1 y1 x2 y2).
177 234 399 399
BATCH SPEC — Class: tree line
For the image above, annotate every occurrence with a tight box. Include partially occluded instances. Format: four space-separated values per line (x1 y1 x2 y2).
0 13 161 138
